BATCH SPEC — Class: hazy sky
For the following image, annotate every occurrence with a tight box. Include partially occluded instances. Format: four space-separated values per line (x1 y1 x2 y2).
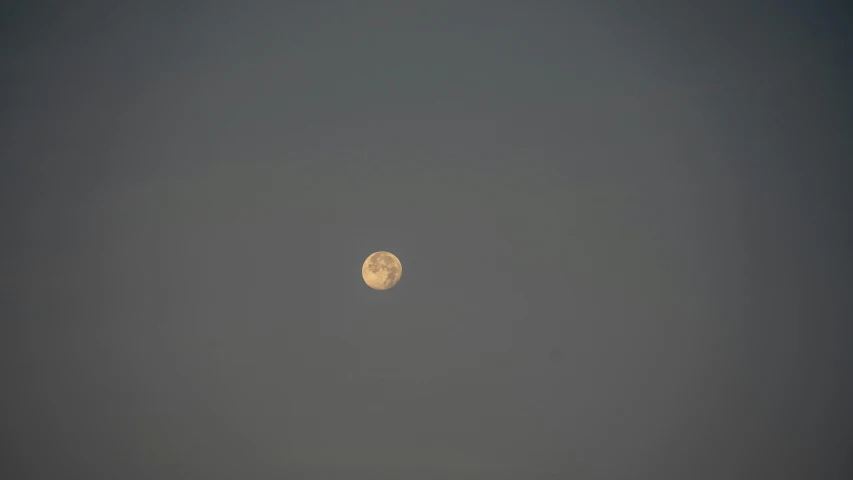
2 1 851 478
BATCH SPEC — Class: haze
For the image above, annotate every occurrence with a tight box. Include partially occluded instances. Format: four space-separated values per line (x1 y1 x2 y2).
2 1 851 478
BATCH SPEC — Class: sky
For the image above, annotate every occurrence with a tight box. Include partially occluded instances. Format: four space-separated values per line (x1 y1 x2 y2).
1 1 852 478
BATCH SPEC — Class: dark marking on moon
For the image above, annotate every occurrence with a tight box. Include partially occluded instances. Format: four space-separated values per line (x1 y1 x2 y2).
367 252 400 288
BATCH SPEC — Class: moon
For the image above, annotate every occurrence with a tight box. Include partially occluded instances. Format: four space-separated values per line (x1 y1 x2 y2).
362 251 402 290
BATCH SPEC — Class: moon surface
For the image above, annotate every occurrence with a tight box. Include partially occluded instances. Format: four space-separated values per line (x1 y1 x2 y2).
362 251 402 290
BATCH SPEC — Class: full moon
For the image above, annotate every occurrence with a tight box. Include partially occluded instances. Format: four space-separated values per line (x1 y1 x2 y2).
362 251 402 290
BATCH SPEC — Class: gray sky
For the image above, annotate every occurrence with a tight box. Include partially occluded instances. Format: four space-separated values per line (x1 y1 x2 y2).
2 1 852 478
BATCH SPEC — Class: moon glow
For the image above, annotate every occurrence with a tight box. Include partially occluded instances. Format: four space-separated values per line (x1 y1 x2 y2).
362 251 402 290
